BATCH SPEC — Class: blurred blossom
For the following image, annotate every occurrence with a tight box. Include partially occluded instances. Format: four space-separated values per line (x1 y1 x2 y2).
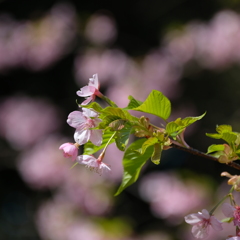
85 14 117 45
142 51 183 99
0 3 76 71
56 165 113 216
17 135 71 189
139 172 209 224
164 10 240 70
74 49 129 86
0 95 60 149
36 199 105 240
36 198 134 240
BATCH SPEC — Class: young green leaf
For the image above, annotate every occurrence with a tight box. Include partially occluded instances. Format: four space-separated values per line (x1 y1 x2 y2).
141 137 158 154
151 143 162 165
123 95 143 110
216 125 232 134
132 90 171 120
207 144 225 154
222 132 237 145
114 138 154 196
115 123 132 151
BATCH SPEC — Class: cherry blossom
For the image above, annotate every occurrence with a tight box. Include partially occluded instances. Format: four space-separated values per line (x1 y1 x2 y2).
226 237 240 240
77 154 111 175
67 108 102 146
222 202 240 227
76 74 103 105
59 142 79 161
185 209 223 239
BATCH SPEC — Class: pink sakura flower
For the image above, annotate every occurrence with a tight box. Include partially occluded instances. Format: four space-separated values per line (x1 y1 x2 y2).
185 209 223 239
77 154 111 175
226 237 240 240
59 142 79 161
222 202 240 227
67 108 103 146
77 73 103 105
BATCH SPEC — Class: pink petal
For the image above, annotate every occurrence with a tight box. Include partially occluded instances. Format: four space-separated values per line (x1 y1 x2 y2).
74 129 91 145
76 86 95 97
201 209 210 219
82 108 99 118
90 129 103 146
185 213 203 225
81 96 94 105
77 155 96 164
67 111 86 128
210 216 223 231
192 224 208 239
222 203 235 218
89 74 99 89
59 143 70 149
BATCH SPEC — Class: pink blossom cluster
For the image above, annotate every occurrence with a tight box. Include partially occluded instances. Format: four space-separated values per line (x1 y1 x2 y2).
59 74 111 175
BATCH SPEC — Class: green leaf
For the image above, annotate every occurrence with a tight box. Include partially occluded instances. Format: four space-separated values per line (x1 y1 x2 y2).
151 143 162 165
141 137 159 154
123 95 143 110
115 138 154 196
133 90 171 120
98 115 121 129
101 107 136 120
166 113 206 137
79 102 103 113
181 112 206 127
166 122 183 136
115 123 132 151
207 144 225 154
216 125 232 134
109 119 127 131
222 132 237 145
206 133 222 139
83 130 115 155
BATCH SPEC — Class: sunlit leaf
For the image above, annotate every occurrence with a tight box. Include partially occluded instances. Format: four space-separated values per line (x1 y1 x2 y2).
141 137 158 154
206 133 222 139
181 112 206 127
133 90 171 120
222 132 237 145
207 144 225 154
114 138 154 196
123 95 143 110
216 125 232 134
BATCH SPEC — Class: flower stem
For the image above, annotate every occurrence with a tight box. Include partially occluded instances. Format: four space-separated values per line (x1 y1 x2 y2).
209 194 231 215
102 131 117 154
101 95 118 108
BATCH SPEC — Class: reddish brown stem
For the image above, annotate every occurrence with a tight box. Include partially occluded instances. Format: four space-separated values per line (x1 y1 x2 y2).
171 143 240 171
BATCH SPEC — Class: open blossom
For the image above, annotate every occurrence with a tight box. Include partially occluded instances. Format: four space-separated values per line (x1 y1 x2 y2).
222 202 240 226
185 209 223 239
67 108 103 146
77 74 103 105
77 154 111 175
59 142 78 161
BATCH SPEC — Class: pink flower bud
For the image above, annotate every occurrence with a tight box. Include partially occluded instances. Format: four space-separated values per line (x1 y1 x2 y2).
59 143 78 161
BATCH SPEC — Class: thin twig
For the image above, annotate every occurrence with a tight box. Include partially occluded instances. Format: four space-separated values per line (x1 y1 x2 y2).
171 143 240 171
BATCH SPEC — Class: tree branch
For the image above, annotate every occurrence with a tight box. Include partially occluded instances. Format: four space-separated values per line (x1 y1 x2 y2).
171 143 240 171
